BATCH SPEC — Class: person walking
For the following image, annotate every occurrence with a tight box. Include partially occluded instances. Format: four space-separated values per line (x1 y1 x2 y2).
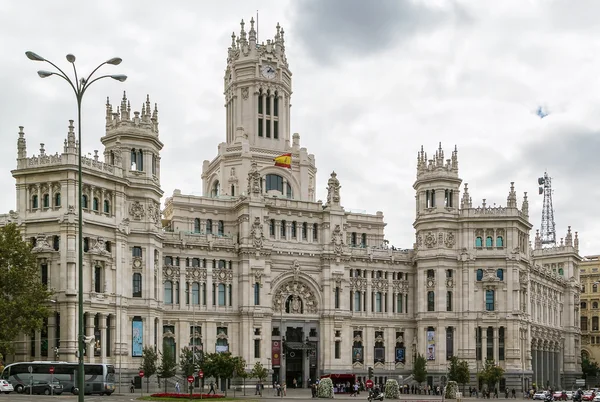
175 381 181 394
209 381 216 394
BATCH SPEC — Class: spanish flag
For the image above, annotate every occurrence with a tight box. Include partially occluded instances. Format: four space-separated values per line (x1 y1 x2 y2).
273 153 292 168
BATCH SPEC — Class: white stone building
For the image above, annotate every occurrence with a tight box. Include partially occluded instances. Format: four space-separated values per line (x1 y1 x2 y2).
5 18 582 391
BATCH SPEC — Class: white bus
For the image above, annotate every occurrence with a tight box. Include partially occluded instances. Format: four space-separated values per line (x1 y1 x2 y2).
1 361 115 395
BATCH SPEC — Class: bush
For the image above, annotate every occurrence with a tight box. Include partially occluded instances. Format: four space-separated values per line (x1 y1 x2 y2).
317 378 334 398
444 381 459 399
385 379 399 399
150 393 225 399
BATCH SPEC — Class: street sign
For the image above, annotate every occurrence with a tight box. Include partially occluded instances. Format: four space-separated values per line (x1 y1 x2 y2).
49 366 55 374
366 380 374 389
199 370 204 378
187 375 194 383
139 370 145 378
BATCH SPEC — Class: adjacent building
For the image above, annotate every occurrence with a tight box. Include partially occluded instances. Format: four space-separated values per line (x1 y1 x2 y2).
5 18 582 391
579 256 600 368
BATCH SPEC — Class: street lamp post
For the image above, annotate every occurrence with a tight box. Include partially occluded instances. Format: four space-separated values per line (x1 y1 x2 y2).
26 51 126 402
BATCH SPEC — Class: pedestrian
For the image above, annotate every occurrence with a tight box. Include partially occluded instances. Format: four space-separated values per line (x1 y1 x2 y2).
209 381 216 394
175 381 181 393
512 389 516 399
130 379 135 393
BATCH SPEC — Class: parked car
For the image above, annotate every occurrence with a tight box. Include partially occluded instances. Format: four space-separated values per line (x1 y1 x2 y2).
566 391 574 400
534 391 549 400
582 391 595 401
22 380 63 395
0 380 13 394
554 391 569 400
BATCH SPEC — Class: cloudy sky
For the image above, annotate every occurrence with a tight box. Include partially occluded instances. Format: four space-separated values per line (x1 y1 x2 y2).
1 0 599 257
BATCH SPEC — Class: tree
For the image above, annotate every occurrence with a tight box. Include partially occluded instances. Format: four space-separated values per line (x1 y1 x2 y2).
582 358 600 380
448 356 470 393
0 224 53 355
250 361 268 384
202 352 246 395
477 359 505 391
157 345 177 393
413 353 427 387
180 346 200 377
140 346 159 393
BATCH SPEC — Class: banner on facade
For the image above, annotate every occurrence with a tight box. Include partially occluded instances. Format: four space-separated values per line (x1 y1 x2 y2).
352 346 363 363
395 347 405 363
272 341 281 367
132 319 143 357
426 330 435 361
374 347 385 362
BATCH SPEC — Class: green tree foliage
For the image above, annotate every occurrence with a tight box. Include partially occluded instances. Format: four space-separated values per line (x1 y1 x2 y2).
448 356 470 392
202 352 246 395
180 346 200 377
250 361 268 383
0 224 53 354
157 345 177 393
477 359 505 390
413 353 427 385
582 358 600 379
140 346 159 393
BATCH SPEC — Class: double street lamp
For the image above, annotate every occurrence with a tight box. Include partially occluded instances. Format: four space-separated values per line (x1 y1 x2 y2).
26 51 126 402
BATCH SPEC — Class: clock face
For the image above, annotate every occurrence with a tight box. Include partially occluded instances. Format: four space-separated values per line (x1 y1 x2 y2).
261 65 276 79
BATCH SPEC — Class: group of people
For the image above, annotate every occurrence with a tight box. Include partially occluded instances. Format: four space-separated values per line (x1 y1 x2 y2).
173 380 217 394
468 386 518 398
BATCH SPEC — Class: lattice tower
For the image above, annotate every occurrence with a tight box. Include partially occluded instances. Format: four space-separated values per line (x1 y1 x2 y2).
538 171 556 246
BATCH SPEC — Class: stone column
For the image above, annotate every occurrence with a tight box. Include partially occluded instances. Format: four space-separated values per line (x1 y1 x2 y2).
109 314 116 359
99 314 107 361
86 313 95 362
48 314 57 355
532 344 537 386
269 95 274 137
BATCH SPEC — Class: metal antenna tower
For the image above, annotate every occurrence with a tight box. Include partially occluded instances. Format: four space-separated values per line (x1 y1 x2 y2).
538 171 556 246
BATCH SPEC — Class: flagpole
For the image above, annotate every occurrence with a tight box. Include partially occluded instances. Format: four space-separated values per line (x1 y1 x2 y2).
256 10 259 43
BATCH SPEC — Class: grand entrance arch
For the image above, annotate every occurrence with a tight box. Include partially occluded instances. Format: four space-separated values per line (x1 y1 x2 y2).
271 261 321 388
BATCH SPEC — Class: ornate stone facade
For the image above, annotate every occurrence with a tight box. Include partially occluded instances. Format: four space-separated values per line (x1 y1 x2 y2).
4 18 582 392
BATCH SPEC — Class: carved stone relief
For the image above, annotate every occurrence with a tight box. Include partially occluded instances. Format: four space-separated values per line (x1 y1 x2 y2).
129 201 145 220
424 232 437 248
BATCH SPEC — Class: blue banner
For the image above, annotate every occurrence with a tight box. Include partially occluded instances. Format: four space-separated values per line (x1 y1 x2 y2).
132 319 143 357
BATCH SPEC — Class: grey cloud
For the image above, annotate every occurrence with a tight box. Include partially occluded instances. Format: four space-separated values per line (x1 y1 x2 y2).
290 0 470 64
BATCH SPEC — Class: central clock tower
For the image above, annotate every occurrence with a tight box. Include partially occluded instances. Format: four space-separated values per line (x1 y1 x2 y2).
201 18 317 201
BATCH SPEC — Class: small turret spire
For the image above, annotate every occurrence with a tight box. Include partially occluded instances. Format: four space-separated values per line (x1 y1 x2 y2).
460 183 471 209
17 126 27 159
535 229 542 250
574 232 579 251
521 192 529 216
239 19 247 45
507 182 517 208
67 119 76 150
565 226 573 246
249 17 256 44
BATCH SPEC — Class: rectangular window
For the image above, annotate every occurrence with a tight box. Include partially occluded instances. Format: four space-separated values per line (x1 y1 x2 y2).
258 118 263 137
133 273 142 298
254 283 260 305
94 266 102 293
218 284 226 306
335 341 341 359
266 120 271 138
41 263 48 287
476 327 482 360
274 121 279 139
354 291 361 312
334 287 340 309
396 294 403 314
446 327 454 360
254 339 261 358
274 97 278 116
375 293 382 313
427 291 435 312
132 246 142 257
446 291 452 311
485 290 495 311
266 97 271 115
486 327 494 360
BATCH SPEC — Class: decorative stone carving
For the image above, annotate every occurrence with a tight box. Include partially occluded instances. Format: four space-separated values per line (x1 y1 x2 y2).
129 201 145 220
247 161 262 195
273 280 319 314
89 236 111 256
331 224 344 256
424 232 437 248
482 268 499 282
291 259 301 282
250 217 264 249
371 278 388 291
353 334 363 343
186 267 207 282
147 202 161 225
416 233 422 249
32 234 54 253
446 278 455 288
444 232 455 248
163 266 180 283
396 334 404 344
375 332 384 343
214 268 234 284
426 277 436 289
350 276 367 291
326 171 341 206
242 87 249 100
132 257 143 269
217 329 228 340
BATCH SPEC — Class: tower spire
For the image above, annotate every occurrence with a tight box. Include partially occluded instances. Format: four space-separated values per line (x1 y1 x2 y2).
538 172 556 246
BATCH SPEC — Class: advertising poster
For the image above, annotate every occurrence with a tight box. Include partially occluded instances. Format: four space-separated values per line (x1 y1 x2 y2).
426 330 435 361
132 320 143 357
352 346 363 362
272 341 281 366
395 347 405 363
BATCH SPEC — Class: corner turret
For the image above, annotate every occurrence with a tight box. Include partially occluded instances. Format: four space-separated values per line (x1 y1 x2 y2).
17 126 27 161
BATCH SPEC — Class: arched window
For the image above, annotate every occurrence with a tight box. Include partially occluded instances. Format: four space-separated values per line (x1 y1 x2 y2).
582 350 591 361
93 197 99 211
281 220 287 239
313 223 318 241
32 194 38 209
194 218 201 233
485 290 495 311
192 282 200 305
164 281 173 304
496 269 504 281
594 284 598 293
218 284 226 306
286 183 292 199
476 269 483 281
265 174 285 194
218 260 227 269
206 219 213 235
291 221 297 238
81 194 88 209
558 267 564 276
496 236 504 247
581 302 588 309
427 291 435 311
103 200 110 214
218 220 224 236
54 193 61 207
110 151 115 165
42 194 50 208
475 237 483 248
254 283 260 305
131 149 137 169
486 236 493 247
132 273 142 297
361 233 367 247
211 181 220 197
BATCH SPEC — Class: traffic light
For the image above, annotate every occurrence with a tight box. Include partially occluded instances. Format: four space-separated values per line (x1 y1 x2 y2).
368 367 373 379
